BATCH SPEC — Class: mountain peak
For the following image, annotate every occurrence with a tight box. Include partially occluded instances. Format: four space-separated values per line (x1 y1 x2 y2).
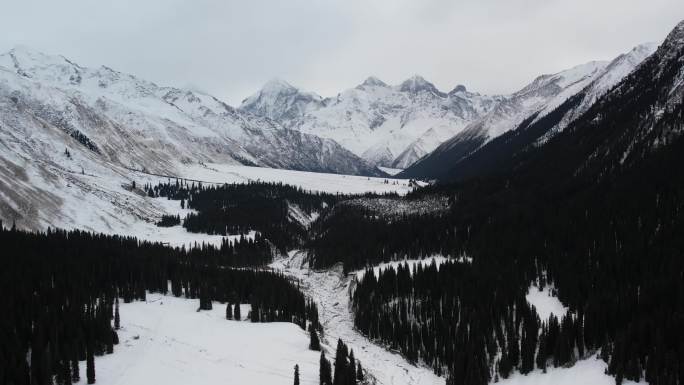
399 75 444 96
2 45 74 67
359 76 387 88
448 84 467 95
0 45 84 83
658 19 684 55
261 78 297 93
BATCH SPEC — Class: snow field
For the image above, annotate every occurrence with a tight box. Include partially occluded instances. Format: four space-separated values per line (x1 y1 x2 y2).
494 354 646 385
76 294 320 385
525 284 568 321
176 162 415 195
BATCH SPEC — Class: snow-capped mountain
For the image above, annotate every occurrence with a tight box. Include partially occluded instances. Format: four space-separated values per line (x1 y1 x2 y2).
240 76 502 167
0 46 381 177
534 42 659 142
400 43 658 180
239 78 324 127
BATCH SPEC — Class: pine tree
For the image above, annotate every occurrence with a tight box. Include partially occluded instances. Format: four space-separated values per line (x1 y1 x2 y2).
86 345 95 384
333 339 348 385
71 359 80 383
114 298 120 330
310 328 321 351
348 349 356 385
320 351 332 385
226 303 232 320
294 364 300 385
356 361 363 381
234 303 241 321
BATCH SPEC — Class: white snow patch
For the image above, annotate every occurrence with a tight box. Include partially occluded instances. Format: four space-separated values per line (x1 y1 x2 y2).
525 284 568 321
377 166 404 176
287 203 319 228
494 354 646 385
78 294 319 385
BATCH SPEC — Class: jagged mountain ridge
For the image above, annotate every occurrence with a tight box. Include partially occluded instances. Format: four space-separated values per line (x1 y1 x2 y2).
240 75 503 168
400 43 657 180
0 46 382 177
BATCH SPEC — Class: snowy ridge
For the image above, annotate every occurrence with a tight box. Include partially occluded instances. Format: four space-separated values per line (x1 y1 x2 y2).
535 42 659 143
0 46 381 177
400 43 656 180
451 60 609 147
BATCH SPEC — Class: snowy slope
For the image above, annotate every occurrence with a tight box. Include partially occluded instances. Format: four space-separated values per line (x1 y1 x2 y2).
0 46 381 177
78 294 321 385
241 76 501 167
494 355 646 385
0 117 411 236
535 42 658 142
400 44 656 180
447 60 608 148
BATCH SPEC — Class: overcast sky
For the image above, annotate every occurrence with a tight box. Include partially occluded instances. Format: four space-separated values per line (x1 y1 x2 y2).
2 1 683 105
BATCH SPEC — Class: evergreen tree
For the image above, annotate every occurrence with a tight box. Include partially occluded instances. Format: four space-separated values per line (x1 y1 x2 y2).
356 361 363 382
86 345 95 384
234 303 241 321
320 352 332 385
309 328 321 351
333 339 348 385
71 359 80 383
294 364 300 385
347 349 356 385
226 303 232 320
114 298 120 330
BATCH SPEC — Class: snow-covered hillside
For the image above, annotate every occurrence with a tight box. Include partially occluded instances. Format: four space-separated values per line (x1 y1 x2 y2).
240 76 502 167
435 60 610 154
0 46 380 177
535 42 658 143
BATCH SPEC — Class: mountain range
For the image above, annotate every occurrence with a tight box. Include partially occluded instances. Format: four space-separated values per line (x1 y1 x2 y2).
240 43 656 171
